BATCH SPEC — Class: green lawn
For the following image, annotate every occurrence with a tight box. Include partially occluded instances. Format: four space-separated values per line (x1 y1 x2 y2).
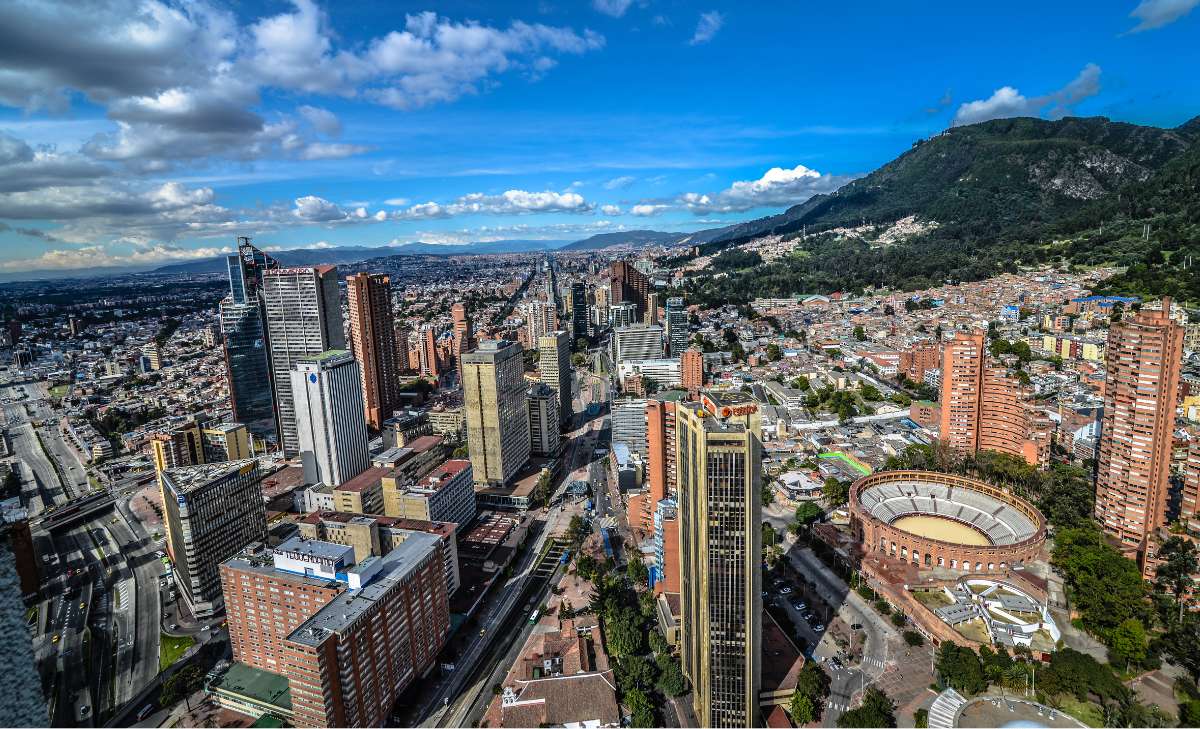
1057 696 1105 728
48 384 69 399
159 633 195 673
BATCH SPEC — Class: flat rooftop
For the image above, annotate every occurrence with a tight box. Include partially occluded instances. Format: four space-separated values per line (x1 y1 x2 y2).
276 535 354 562
211 661 293 712
333 466 388 493
163 458 258 494
286 531 441 647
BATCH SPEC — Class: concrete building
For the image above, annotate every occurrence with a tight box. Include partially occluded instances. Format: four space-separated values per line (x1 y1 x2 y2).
385 459 476 530
609 260 650 318
420 324 441 379
570 281 588 339
462 340 530 486
291 350 370 488
219 532 448 727
346 273 402 431
676 394 762 727
262 265 345 456
150 422 205 473
161 459 267 618
612 324 664 363
609 301 638 329
665 297 689 356
538 330 572 425
617 358 682 388
523 301 558 345
1095 301 1185 551
142 341 162 371
612 395 649 461
203 422 253 462
330 467 387 515
527 383 561 457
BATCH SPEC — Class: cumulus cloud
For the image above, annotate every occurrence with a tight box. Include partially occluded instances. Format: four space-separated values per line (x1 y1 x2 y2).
689 11 724 45
593 0 634 17
1127 0 1199 32
630 203 668 216
0 243 234 272
603 175 636 190
600 204 621 215
297 142 372 160
293 195 350 222
298 105 342 136
676 163 853 214
952 63 1102 126
392 189 594 219
0 133 111 193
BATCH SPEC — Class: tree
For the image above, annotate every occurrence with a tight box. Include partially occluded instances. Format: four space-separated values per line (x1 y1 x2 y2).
795 661 831 706
854 325 866 341
823 477 849 507
914 708 929 728
1109 618 1148 672
575 337 589 352
1154 536 1198 620
627 558 649 588
788 693 815 725
761 482 775 506
767 343 783 361
935 643 986 695
903 630 925 647
794 501 823 536
837 687 895 728
624 687 656 727
567 515 590 547
604 609 645 657
793 375 811 391
655 653 688 696
616 654 658 694
452 443 469 458
1052 526 1149 639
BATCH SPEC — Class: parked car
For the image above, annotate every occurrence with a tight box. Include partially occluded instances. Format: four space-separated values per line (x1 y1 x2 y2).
814 624 825 633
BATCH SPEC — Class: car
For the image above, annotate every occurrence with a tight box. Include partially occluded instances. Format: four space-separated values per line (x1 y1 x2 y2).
169 623 178 630
760 590 768 598
850 623 863 630
479 628 487 637
79 706 90 719
814 624 825 632
780 586 793 594
803 612 815 621
51 634 60 643
79 601 85 610
795 602 807 611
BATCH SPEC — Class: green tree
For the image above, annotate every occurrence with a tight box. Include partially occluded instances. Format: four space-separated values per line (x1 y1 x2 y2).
794 501 823 536
767 343 783 361
837 687 895 728
1052 526 1149 639
823 477 849 507
627 558 649 588
788 693 815 725
624 687 657 727
655 653 689 696
761 481 775 506
566 515 591 546
854 325 866 341
860 384 883 402
793 375 811 391
615 654 658 694
1154 536 1198 621
604 610 645 657
903 630 925 647
1108 618 1148 672
936 643 986 695
914 707 929 728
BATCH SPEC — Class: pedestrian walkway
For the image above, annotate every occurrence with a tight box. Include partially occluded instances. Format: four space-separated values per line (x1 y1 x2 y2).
928 688 966 728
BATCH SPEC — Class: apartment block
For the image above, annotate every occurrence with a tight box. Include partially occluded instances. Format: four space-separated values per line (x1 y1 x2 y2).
462 340 530 486
537 330 572 425
346 273 402 431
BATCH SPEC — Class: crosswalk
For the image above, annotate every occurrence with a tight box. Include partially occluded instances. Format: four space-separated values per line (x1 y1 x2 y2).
827 701 851 712
861 656 888 669
928 688 967 728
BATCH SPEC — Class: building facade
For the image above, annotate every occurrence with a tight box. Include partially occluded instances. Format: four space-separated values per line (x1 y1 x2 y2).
1095 301 1185 550
527 383 561 457
612 324 664 363
262 265 345 456
665 297 689 357
161 459 268 618
291 350 370 488
676 396 762 728
219 238 279 443
346 273 402 431
538 331 572 425
462 340 530 485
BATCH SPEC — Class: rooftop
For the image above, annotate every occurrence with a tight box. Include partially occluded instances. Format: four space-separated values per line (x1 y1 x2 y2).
333 466 388 493
286 531 441 647
163 458 258 495
210 662 292 712
276 535 354 563
415 459 472 492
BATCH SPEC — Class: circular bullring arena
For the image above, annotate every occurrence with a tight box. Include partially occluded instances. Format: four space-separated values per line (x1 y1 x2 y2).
850 470 1046 573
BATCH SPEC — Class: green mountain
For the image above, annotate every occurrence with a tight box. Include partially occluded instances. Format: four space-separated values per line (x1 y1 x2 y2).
688 114 1200 306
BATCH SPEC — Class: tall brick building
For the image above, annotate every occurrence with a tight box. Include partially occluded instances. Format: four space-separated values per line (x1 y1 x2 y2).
346 273 401 430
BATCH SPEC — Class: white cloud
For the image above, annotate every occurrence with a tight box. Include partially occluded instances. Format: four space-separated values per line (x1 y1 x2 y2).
601 204 621 215
0 243 233 272
392 189 593 219
630 203 668 216
298 105 342 135
1127 0 1199 32
593 0 634 18
293 195 349 221
676 163 853 214
603 175 636 190
297 142 372 160
952 64 1102 126
383 197 410 206
689 11 724 45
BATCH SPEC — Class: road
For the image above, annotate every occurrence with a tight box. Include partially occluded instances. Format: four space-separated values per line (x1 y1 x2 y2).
2 380 163 726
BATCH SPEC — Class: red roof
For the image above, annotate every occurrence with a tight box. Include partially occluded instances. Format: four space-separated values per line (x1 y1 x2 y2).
333 466 389 493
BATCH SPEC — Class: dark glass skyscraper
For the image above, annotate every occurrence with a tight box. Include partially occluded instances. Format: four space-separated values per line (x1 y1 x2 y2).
570 281 587 341
219 238 279 445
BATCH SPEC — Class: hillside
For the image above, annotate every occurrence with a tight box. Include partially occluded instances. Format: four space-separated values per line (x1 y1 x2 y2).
559 230 692 251
686 114 1200 306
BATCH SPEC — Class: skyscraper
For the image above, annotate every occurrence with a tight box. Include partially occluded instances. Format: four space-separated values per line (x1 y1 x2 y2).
161 459 268 618
220 238 279 444
262 265 345 456
527 383 561 456
609 260 650 318
538 330 572 425
451 302 475 377
291 350 370 487
570 281 588 340
939 330 1049 467
676 393 762 728
612 324 664 363
681 348 704 396
420 324 442 379
523 300 558 344
1095 300 1184 550
346 273 401 431
665 297 689 357
462 340 530 485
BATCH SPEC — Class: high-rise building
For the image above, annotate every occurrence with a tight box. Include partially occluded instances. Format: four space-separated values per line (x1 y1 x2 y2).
653 497 680 595
68 315 83 337
387 459 476 529
142 341 162 371
527 383 561 456
612 324 664 363
609 301 638 329
0 522 47 727
1095 300 1185 550
612 395 649 460
644 398 678 518
420 324 442 379
939 330 1049 467
570 281 588 340
346 273 401 431
609 260 650 318
150 423 205 473
594 284 611 329
665 297 689 357
161 459 267 618
676 394 762 727
538 330 571 425
523 300 558 344
219 533 448 727
262 265 345 456
291 350 370 487
451 302 475 377
462 340 530 485
681 348 704 396
220 238 280 444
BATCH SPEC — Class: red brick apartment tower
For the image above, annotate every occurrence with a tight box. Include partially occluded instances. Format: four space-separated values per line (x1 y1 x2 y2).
1095 300 1184 551
346 273 401 430
939 330 986 452
681 348 704 397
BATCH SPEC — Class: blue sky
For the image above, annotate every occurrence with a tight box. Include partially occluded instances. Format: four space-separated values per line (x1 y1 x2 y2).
0 0 1198 273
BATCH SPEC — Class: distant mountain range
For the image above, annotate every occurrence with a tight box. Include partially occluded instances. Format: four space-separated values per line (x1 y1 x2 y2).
684 113 1200 307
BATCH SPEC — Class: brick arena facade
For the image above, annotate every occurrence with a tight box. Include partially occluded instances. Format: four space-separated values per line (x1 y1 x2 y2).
850 470 1046 573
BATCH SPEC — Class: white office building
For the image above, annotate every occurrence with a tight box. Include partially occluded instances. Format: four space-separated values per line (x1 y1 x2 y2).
290 350 370 487
617 358 682 387
612 324 664 364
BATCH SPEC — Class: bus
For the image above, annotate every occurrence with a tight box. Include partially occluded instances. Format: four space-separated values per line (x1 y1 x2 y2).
529 609 540 624
136 704 155 721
